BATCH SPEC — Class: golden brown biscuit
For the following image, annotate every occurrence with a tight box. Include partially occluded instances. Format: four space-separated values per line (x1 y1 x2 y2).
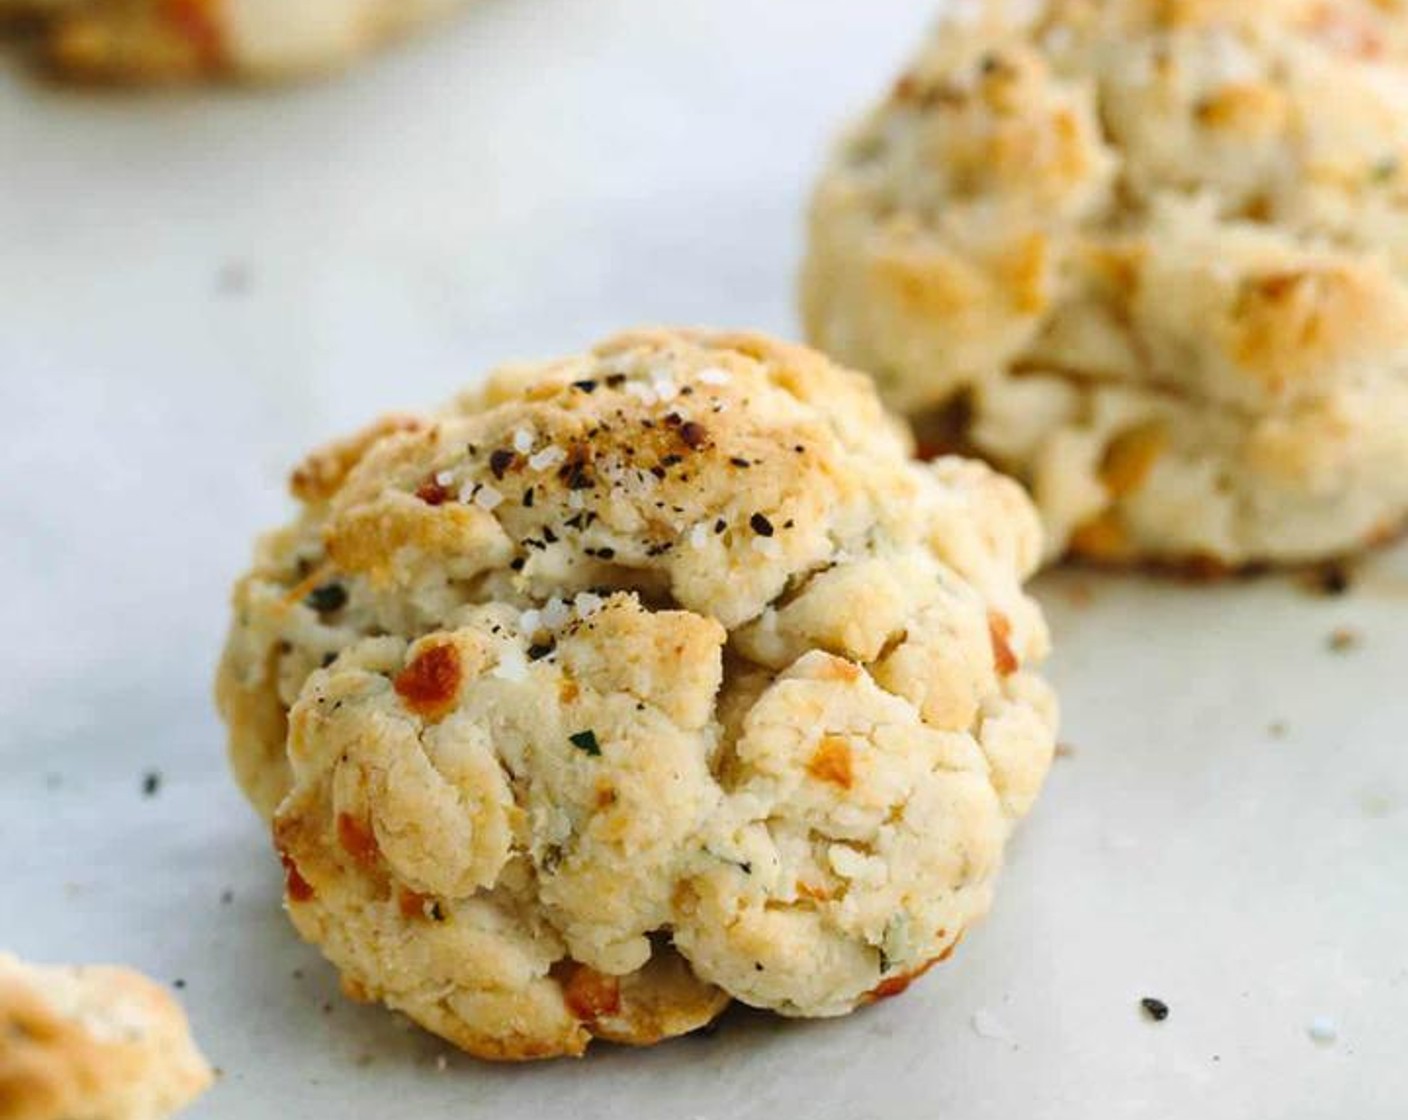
0 953 211 1120
217 328 1058 1059
1 0 471 83
804 0 1408 568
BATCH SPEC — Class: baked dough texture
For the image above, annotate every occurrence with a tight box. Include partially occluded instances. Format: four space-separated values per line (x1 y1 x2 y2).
803 0 1408 568
216 328 1058 1059
1 0 470 83
0 953 211 1120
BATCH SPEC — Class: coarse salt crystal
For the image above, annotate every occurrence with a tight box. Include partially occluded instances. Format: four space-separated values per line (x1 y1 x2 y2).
567 490 585 510
475 485 504 511
689 523 708 549
519 609 542 635
512 428 535 454
492 648 529 682
457 481 478 504
529 446 566 472
434 470 455 487
751 536 782 558
697 367 731 386
574 592 604 617
541 597 571 630
652 378 679 403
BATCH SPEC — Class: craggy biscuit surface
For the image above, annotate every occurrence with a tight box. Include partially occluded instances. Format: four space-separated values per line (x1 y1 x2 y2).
217 328 1057 1059
803 0 1408 568
0 953 211 1120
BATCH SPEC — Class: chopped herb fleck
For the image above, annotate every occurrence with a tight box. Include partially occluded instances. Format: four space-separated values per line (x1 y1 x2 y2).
305 582 348 615
527 641 555 661
572 379 599 393
569 730 602 757
141 770 162 798
489 449 516 480
729 457 751 469
605 374 627 387
522 487 535 508
320 652 337 669
714 519 727 534
750 513 775 537
563 461 594 490
510 557 526 572
1141 997 1170 1022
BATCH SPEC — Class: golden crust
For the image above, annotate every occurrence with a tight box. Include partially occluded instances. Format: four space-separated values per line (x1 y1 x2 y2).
805 0 1408 567
6 0 474 84
218 328 1058 1059
289 414 427 506
0 954 211 1120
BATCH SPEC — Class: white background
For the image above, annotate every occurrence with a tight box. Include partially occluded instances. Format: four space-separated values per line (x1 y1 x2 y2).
1 1 1405 1116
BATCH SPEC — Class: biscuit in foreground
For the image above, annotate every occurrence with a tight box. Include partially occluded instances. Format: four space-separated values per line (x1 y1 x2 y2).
803 0 1408 570
217 328 1058 1059
0 952 211 1120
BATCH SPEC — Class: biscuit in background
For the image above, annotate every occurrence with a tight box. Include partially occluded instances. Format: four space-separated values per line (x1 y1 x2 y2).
804 0 1408 570
1 0 473 83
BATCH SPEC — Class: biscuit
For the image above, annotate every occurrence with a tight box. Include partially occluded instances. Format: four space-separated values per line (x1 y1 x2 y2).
217 329 1058 1059
803 0 1408 568
2 0 470 83
0 953 211 1120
